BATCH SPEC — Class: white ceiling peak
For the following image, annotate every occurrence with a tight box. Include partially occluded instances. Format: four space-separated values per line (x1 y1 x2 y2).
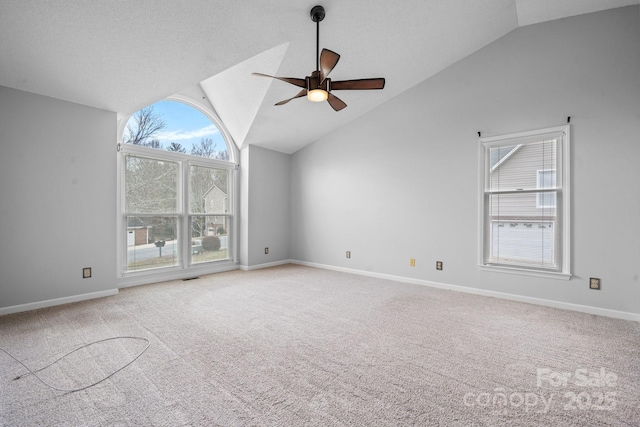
200 43 290 150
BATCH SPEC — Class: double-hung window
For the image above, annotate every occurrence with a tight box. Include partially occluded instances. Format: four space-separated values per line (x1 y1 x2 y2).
479 125 570 278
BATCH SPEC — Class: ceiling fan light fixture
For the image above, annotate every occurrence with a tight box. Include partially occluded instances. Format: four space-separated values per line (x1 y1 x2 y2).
307 88 328 102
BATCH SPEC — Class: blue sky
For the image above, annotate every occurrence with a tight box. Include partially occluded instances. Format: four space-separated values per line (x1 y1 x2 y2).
144 100 226 154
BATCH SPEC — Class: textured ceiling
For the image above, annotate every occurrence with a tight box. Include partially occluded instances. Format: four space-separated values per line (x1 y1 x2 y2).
1 0 637 154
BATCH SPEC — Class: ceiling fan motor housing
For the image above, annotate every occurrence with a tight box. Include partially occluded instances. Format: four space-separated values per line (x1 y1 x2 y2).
306 70 330 92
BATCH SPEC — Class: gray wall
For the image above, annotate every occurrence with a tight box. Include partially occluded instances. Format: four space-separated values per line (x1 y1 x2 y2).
240 144 291 268
290 7 640 315
0 86 117 308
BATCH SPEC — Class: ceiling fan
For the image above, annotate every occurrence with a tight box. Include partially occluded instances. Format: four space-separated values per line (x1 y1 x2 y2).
252 5 385 112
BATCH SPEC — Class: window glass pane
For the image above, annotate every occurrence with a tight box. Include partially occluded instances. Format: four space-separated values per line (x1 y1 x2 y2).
190 215 230 265
190 165 229 214
488 138 556 192
125 156 178 213
123 101 229 160
490 220 557 268
488 193 558 269
126 216 178 271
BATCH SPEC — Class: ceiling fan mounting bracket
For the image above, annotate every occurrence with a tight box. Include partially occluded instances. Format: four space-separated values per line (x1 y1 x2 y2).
310 5 325 23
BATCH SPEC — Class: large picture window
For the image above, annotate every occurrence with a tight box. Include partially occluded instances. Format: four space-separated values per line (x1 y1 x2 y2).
479 125 570 277
119 100 236 278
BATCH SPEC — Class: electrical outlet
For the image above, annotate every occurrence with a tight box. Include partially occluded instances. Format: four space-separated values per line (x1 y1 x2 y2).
589 277 601 290
346 251 351 259
436 261 443 270
410 258 415 267
82 267 92 278
264 247 269 254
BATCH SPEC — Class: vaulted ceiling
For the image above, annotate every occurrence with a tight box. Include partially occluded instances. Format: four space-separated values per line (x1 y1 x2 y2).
1 0 637 153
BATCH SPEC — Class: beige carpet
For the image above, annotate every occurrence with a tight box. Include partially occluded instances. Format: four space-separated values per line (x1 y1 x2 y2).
1 265 639 426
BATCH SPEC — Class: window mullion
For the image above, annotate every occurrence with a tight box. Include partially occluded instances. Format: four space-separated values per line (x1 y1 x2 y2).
487 188 558 195
180 159 189 268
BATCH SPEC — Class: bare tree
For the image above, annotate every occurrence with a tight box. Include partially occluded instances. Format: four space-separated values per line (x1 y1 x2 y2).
123 106 166 146
191 138 216 158
191 137 229 161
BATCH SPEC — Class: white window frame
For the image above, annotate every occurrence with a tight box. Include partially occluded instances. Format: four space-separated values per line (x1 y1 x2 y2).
478 125 571 279
116 98 239 287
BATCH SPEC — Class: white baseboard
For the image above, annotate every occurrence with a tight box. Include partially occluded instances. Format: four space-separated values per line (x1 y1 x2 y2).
0 289 119 316
291 260 640 322
5 262 637 322
240 259 293 271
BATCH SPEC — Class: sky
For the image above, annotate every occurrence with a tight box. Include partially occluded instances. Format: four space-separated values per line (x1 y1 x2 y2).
128 100 227 155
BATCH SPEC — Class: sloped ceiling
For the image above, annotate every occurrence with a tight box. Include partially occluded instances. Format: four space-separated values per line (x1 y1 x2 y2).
1 0 637 154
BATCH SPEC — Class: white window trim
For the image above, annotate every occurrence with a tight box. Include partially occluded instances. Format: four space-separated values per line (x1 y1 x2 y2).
116 98 240 287
477 125 571 280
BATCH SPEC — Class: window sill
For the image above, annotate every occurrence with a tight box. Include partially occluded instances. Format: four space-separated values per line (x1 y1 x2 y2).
118 260 239 288
479 264 571 281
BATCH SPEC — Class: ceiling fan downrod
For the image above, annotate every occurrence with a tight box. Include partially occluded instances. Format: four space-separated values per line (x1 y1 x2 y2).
310 5 325 73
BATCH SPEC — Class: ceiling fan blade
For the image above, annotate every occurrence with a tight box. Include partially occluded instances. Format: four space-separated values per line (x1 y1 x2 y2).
331 78 386 90
319 49 340 82
327 93 347 111
252 72 306 88
275 89 307 106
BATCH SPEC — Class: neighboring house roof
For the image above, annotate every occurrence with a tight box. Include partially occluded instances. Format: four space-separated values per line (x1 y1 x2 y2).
202 183 227 198
127 217 150 228
490 144 522 172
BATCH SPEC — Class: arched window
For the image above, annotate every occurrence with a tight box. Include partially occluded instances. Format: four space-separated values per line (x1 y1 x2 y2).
118 99 237 280
122 100 230 161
